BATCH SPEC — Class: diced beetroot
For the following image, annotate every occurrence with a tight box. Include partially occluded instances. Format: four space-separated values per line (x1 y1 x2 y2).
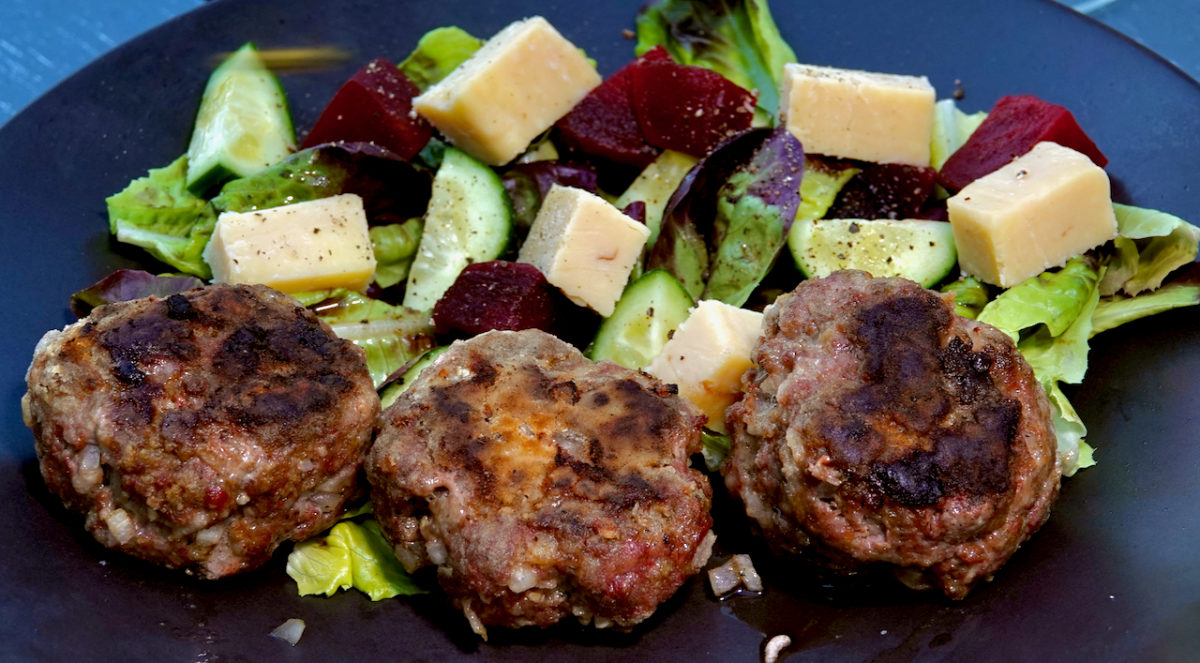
555 48 673 169
301 58 432 160
938 94 1107 192
826 162 938 220
629 60 756 158
915 198 949 222
432 261 559 336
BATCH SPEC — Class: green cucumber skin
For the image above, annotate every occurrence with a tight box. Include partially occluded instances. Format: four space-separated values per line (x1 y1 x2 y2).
789 219 958 288
186 42 296 197
588 269 695 369
402 147 513 311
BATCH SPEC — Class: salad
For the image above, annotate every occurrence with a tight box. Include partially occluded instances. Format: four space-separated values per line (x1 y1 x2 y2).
63 0 1200 627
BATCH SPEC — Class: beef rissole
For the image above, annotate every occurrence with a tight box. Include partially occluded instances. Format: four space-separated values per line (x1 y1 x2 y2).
23 284 378 579
368 329 714 637
724 270 1060 598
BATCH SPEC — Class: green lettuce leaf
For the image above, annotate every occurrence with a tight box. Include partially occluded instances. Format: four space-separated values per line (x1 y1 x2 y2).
701 430 731 472
210 149 339 213
1019 284 1099 477
370 219 423 288
106 155 216 278
287 520 423 600
398 26 483 92
1098 236 1139 296
1017 273 1100 387
1092 282 1200 336
706 192 787 306
1107 203 1200 296
635 0 797 119
301 290 436 387
977 257 1103 476
210 143 432 230
1043 381 1095 477
379 346 447 410
287 534 353 597
939 276 990 320
795 156 858 221
702 128 805 306
930 99 987 170
977 256 1100 340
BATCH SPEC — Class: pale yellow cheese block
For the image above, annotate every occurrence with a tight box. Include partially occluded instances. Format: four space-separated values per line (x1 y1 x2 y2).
517 184 649 317
413 16 601 166
779 63 935 166
204 193 376 293
646 300 763 433
948 141 1117 287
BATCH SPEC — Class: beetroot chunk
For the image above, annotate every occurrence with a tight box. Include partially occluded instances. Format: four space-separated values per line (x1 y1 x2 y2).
555 47 672 169
938 94 1107 192
826 162 938 220
432 261 559 336
301 58 432 160
630 60 756 158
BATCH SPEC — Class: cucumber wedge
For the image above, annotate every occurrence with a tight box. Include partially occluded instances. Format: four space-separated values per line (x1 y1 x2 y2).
186 42 296 196
588 269 694 369
615 150 700 247
788 218 958 287
402 147 512 311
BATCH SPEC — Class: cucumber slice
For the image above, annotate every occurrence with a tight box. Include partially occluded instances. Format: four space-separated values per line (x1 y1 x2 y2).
788 218 958 287
186 43 296 197
402 147 512 311
588 269 695 369
615 150 700 247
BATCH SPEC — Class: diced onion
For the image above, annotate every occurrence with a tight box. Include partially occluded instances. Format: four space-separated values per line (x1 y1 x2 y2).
195 526 223 547
708 560 741 597
425 540 448 565
708 553 764 597
732 554 763 593
103 508 135 545
269 618 306 646
507 566 538 593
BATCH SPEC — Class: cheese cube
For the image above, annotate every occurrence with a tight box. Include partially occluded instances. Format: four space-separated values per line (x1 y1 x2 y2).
646 301 763 432
204 193 376 293
779 63 935 166
413 16 601 166
947 141 1117 287
517 185 649 317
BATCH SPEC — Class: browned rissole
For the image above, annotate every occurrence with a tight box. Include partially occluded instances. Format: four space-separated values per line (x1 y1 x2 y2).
367 329 714 636
724 270 1060 598
22 283 378 579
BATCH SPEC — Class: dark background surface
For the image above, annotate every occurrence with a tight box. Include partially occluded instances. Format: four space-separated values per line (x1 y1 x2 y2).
4 0 1196 126
1 1 1199 661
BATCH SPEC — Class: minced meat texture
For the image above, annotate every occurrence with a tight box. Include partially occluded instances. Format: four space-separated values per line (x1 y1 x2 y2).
723 270 1060 598
22 283 378 579
367 329 714 637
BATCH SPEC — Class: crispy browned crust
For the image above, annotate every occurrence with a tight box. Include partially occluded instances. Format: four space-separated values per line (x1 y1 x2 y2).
368 329 713 633
23 284 378 578
724 271 1060 598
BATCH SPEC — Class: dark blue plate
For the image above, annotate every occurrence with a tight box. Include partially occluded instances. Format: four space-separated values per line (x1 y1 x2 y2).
2 1 1198 660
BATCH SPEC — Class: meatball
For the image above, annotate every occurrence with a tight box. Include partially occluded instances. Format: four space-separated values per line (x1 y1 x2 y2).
367 329 714 637
723 271 1060 598
22 284 378 579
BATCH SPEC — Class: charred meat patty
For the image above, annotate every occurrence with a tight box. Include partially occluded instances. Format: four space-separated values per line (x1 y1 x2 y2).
22 283 378 579
724 270 1060 598
367 329 714 636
